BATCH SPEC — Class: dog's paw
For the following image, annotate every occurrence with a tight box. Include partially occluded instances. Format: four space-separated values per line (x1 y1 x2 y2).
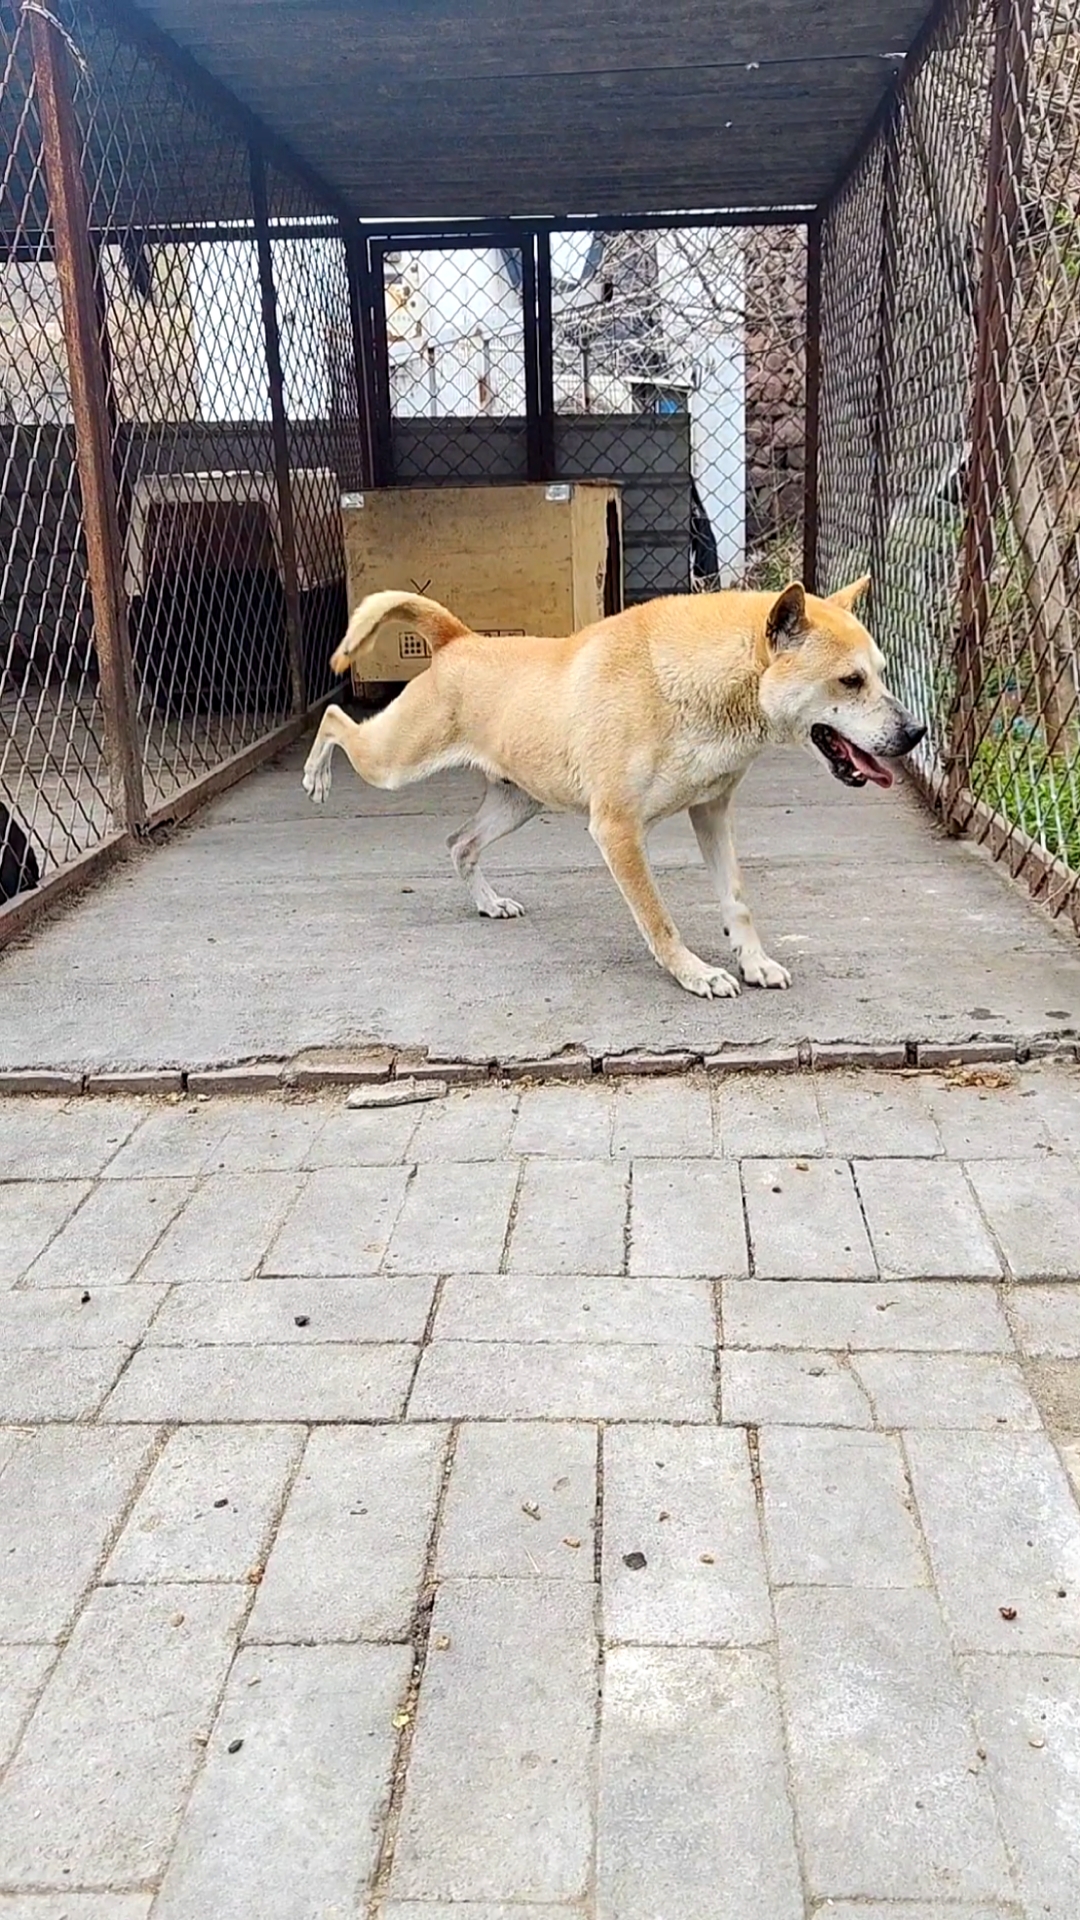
479 894 526 919
739 950 792 990
302 760 332 806
672 952 741 999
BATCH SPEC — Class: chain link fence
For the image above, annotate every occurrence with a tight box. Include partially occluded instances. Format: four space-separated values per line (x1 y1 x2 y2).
1 0 359 913
818 0 1080 928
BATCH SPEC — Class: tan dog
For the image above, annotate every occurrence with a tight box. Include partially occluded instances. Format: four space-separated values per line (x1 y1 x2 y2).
303 580 924 997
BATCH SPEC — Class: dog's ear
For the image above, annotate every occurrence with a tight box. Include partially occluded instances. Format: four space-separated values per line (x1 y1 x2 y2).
827 574 871 611
765 582 807 652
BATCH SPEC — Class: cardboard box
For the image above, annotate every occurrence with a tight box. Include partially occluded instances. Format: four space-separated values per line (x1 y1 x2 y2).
341 481 622 687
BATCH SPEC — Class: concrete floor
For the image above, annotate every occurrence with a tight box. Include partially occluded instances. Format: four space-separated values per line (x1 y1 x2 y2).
2 738 1080 1073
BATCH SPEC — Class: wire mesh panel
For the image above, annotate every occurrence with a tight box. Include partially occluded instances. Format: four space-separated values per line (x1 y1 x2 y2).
1 2 107 885
550 225 806 604
378 241 529 483
819 0 1080 924
65 4 297 811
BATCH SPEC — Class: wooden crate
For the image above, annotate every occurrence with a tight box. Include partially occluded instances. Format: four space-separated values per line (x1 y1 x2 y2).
341 481 622 687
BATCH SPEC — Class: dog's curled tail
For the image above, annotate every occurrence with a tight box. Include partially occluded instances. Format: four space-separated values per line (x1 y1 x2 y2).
329 591 470 675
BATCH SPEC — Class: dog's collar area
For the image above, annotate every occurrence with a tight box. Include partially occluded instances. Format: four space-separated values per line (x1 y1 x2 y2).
810 722 894 790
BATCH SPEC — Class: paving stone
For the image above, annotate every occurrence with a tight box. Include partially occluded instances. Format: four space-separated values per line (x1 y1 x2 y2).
410 1339 713 1421
435 1273 713 1346
776 1586 1011 1903
814 1906 1019 1919
927 1077 1055 1158
1058 1437 1080 1504
302 1101 422 1167
906 1429 1080 1653
511 1082 614 1157
0 1346 129 1421
86 1071 183 1096
247 1425 445 1642
0 1582 247 1886
0 1100 144 1181
384 1162 518 1274
0 1645 54 1766
721 1279 1012 1353
437 1421 595 1581
1025 1359 1080 1433
508 1159 628 1275
382 1909 562 1920
963 1652 1080 1920
152 1642 409 1920
0 1424 158 1640
1021 1065 1080 1152
1007 1284 1080 1356
105 1425 303 1583
262 1166 410 1275
597 1645 803 1920
138 1172 305 1284
628 1157 747 1278
611 1074 713 1158
815 1071 943 1159
965 1158 1080 1279
742 1159 877 1279
185 1065 284 1094
853 1352 1040 1429
714 1073 826 1157
408 1085 519 1161
103 1104 235 1179
145 1274 435 1346
103 1342 416 1422
389 1580 595 1903
207 1102 332 1171
758 1427 925 1587
602 1425 771 1646
0 1284 165 1348
721 1351 873 1426
0 1181 91 1286
0 1901 153 1919
21 1178 196 1287
855 1160 1001 1279
0 1427 27 1478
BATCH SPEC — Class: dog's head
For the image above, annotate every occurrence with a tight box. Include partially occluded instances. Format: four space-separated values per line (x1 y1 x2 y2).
756 577 925 789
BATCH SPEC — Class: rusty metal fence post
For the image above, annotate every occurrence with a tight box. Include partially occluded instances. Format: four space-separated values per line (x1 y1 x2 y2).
801 212 822 591
28 5 147 837
250 145 306 714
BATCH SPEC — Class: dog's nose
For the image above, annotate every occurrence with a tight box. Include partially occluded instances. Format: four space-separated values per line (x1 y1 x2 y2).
898 719 927 754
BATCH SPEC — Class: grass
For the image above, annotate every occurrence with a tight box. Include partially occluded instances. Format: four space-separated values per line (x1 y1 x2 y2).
970 730 1080 870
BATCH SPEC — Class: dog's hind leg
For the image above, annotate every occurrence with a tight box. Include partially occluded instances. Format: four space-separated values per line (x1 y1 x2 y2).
303 676 459 805
448 779 540 918
689 790 791 988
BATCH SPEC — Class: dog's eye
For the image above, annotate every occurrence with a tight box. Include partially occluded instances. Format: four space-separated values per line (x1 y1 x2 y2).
839 673 864 691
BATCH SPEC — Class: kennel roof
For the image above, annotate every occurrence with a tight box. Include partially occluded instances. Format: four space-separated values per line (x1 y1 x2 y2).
108 0 941 220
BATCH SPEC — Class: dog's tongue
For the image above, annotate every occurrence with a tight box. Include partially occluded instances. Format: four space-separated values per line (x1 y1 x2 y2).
845 741 893 788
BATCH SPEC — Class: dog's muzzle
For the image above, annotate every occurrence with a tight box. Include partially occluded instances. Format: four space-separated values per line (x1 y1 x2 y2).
810 717 926 790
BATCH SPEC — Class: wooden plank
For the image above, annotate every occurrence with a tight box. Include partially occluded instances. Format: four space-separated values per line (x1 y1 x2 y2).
29 9 148 838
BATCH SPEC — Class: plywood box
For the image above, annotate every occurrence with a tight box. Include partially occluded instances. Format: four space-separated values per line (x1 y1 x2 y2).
341 481 622 687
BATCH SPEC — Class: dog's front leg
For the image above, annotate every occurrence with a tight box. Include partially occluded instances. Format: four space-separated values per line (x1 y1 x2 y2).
590 806 740 999
689 794 791 989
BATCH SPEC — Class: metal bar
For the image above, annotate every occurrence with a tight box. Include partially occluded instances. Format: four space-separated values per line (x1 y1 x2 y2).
99 0 353 222
357 208 812 241
343 221 375 489
4 220 341 254
368 241 396 485
521 235 543 481
950 0 1027 819
250 145 306 714
534 227 556 481
867 111 903 622
29 7 147 838
801 210 823 590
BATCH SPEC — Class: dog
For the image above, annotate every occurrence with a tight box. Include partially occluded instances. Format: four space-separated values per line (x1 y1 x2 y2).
1 802 39 907
302 578 925 998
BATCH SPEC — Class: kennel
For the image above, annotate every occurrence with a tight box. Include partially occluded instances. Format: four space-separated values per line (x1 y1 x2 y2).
1 0 1078 937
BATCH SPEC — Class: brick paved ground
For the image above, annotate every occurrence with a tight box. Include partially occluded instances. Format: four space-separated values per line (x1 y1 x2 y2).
1 1063 1079 1918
